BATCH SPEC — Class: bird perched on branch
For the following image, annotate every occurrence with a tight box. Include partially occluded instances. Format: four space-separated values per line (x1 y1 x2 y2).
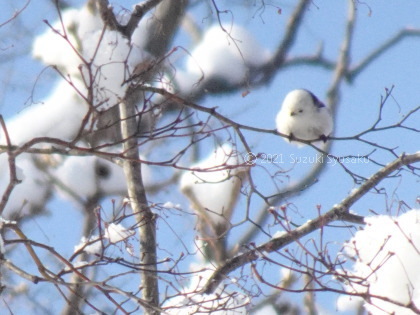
276 89 333 147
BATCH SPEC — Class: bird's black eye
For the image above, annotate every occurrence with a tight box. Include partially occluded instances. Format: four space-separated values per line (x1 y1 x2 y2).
298 109 303 113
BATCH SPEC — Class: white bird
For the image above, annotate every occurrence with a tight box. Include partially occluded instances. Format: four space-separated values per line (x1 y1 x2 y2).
275 89 333 147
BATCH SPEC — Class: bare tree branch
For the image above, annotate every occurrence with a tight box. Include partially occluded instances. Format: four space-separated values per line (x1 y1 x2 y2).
326 0 355 109
119 86 159 314
203 152 420 294
349 28 420 81
2 1 420 313
96 0 165 39
61 197 102 315
142 0 188 57
0 0 30 28
0 116 21 216
259 0 312 83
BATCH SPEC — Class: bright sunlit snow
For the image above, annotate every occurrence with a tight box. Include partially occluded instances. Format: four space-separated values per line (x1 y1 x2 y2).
162 201 181 209
163 264 249 314
53 154 125 200
33 8 91 75
53 151 152 201
0 154 51 219
180 143 246 227
0 232 4 254
251 304 278 315
79 29 148 110
33 4 150 111
185 24 271 87
74 235 102 255
0 3 156 219
104 222 135 243
338 209 420 314
0 80 87 146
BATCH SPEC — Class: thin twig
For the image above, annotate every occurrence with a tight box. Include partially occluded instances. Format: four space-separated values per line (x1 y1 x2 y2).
202 152 420 293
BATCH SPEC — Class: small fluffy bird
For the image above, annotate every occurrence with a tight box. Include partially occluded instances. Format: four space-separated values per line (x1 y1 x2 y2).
276 89 333 147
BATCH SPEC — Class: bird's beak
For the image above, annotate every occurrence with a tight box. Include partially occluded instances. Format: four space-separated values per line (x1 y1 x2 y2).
290 112 296 116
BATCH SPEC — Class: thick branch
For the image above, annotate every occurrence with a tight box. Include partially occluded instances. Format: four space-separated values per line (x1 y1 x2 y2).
326 0 355 109
61 196 101 315
349 28 420 81
119 87 159 314
258 0 311 82
96 0 165 39
203 152 420 294
142 0 188 56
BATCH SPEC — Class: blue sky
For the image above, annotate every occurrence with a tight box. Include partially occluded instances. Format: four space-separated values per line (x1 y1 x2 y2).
0 1 419 313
